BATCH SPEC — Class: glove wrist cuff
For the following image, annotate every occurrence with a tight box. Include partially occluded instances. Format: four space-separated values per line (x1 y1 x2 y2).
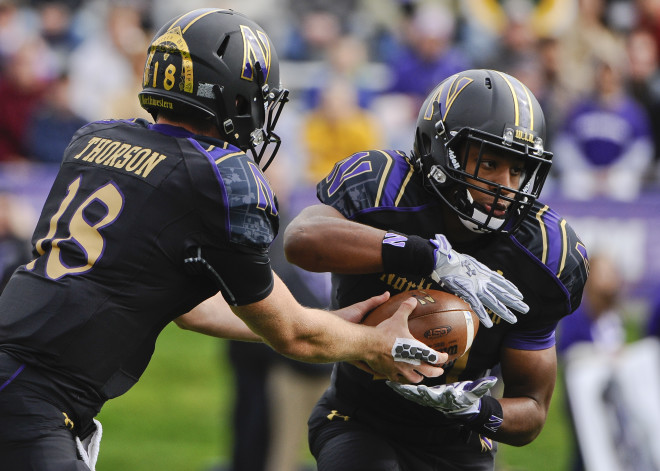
464 395 503 438
381 231 435 276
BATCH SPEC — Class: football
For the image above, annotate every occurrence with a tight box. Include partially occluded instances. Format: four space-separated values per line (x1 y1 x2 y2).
362 289 479 364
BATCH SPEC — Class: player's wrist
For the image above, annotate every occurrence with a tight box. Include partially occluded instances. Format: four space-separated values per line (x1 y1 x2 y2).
462 395 503 438
381 231 435 276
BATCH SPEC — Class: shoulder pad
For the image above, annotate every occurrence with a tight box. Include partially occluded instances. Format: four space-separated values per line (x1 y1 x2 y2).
316 150 414 219
517 202 589 312
213 149 279 248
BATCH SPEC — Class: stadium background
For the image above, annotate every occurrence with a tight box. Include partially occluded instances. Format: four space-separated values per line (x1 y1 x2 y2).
1 0 660 469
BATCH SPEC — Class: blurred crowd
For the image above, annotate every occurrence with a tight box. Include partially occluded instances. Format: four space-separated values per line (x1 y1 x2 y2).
2 0 660 192
2 0 660 469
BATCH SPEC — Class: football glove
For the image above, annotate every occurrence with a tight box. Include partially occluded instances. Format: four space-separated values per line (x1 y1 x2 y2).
387 376 498 416
430 234 529 328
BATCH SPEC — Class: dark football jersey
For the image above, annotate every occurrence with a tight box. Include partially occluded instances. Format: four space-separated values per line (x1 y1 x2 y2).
317 149 589 431
0 119 278 404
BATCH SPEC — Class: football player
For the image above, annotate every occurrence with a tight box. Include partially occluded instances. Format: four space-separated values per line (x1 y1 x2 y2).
0 9 446 470
284 69 589 470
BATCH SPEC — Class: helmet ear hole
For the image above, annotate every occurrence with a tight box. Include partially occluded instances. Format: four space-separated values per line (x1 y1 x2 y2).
236 95 250 115
420 133 432 157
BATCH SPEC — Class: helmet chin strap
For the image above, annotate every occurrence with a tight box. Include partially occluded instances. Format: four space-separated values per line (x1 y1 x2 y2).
458 189 506 233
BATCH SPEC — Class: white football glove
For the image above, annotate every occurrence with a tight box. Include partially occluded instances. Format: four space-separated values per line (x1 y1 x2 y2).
430 234 529 328
387 376 498 416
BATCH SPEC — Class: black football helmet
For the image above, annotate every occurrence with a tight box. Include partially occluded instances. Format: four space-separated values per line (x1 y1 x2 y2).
139 8 289 170
412 69 553 234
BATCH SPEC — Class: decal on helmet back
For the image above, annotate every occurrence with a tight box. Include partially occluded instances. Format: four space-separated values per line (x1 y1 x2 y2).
423 75 473 121
143 26 194 94
240 25 271 83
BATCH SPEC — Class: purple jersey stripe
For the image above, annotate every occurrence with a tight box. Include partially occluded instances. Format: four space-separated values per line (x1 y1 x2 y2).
0 363 25 392
379 151 413 208
540 208 564 276
504 324 557 350
188 138 231 234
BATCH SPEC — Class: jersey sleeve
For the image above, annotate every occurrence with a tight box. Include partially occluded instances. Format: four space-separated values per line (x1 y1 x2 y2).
514 203 590 321
187 141 280 305
531 205 589 314
316 150 413 219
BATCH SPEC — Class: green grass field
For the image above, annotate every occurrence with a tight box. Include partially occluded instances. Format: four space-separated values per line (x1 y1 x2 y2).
96 323 574 471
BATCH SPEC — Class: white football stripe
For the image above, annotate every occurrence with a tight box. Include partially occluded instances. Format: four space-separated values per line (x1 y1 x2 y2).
463 310 475 354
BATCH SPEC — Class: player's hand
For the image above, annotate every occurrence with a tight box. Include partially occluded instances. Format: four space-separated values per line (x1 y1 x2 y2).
386 376 498 416
366 297 448 384
333 291 391 324
430 234 528 328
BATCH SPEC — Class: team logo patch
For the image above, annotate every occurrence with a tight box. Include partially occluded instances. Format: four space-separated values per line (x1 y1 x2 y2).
240 25 271 83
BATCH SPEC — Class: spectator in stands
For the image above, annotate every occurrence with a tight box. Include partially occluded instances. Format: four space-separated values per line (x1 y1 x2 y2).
384 2 471 107
626 27 660 188
301 77 382 183
24 71 86 163
67 2 149 121
34 0 82 75
552 56 654 200
557 254 626 356
556 0 625 100
301 35 377 111
0 38 53 161
280 2 348 61
0 0 33 68
0 191 31 292
480 2 539 74
557 253 626 471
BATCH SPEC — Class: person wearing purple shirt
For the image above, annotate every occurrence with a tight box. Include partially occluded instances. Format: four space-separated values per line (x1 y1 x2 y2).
385 3 472 103
553 58 653 201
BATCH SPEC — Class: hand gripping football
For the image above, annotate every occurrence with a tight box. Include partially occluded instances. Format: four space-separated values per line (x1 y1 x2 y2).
362 289 479 365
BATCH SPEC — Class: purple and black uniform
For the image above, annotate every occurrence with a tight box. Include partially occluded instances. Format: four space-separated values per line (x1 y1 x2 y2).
0 119 278 468
308 150 589 471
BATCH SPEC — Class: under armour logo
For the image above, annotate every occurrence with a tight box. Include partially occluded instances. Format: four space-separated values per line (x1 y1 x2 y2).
485 414 503 433
62 412 74 430
327 410 350 421
462 260 477 276
480 435 494 452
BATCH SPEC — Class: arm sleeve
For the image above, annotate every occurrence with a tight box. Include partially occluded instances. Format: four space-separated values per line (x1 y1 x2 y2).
186 244 274 306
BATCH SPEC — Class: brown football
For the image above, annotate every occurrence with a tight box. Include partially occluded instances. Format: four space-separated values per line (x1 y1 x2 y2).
361 289 479 364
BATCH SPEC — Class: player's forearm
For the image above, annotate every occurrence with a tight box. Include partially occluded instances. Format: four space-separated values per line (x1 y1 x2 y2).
490 396 549 446
236 278 383 363
265 307 385 364
284 205 384 273
174 293 262 342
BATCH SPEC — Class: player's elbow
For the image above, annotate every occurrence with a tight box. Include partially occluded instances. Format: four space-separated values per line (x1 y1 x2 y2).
502 430 541 447
283 222 319 270
503 427 543 447
496 410 547 447
173 316 194 331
